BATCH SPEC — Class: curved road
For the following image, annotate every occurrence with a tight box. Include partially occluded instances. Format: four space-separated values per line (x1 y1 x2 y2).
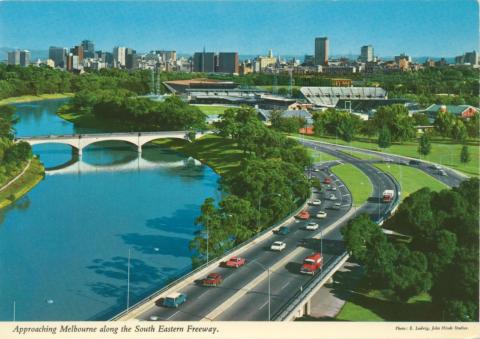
129 142 399 321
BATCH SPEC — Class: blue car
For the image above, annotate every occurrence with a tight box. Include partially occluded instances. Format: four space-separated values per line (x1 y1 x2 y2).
163 292 187 308
277 226 290 235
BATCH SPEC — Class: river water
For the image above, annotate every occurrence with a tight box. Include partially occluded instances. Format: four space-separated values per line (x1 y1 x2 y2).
0 99 220 320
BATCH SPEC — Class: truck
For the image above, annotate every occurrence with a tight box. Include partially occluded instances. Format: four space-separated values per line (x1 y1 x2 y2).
382 190 394 203
300 252 323 275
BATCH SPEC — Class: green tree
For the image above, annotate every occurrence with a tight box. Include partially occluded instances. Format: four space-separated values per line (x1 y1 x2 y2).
377 126 391 148
450 119 468 142
417 133 431 156
460 145 470 163
434 109 454 137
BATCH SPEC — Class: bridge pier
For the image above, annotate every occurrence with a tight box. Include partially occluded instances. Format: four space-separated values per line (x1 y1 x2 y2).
303 300 311 316
137 145 142 153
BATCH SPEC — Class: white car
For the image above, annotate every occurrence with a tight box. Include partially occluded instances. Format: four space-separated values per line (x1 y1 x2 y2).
329 187 337 191
309 199 321 206
305 222 319 230
313 168 320 172
329 194 337 201
270 241 286 251
316 211 327 218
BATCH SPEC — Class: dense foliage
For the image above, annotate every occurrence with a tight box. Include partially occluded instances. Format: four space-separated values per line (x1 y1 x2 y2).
343 178 479 321
313 109 362 142
64 90 206 131
189 106 311 266
0 105 33 187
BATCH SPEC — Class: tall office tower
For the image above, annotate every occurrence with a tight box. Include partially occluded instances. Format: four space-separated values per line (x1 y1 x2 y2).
125 48 136 69
72 45 84 63
81 40 95 58
193 51 216 72
465 51 479 66
314 37 329 66
49 46 67 68
7 50 20 65
218 52 239 73
19 50 31 66
113 46 126 67
360 45 374 62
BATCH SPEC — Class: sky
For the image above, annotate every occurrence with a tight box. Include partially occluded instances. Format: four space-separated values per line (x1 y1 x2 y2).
0 0 478 57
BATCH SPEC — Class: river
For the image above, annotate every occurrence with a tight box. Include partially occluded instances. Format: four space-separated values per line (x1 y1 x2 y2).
0 99 220 320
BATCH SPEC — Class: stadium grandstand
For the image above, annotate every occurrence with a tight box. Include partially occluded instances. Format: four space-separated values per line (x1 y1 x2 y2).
300 86 388 108
163 78 238 94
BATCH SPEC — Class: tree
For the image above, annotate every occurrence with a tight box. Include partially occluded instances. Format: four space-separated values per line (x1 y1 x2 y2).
460 145 470 163
371 104 415 142
450 119 468 142
417 133 431 156
434 109 454 137
341 214 383 262
378 126 391 148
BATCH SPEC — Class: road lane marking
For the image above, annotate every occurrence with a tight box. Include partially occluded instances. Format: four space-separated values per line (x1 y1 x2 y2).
166 311 180 320
259 301 269 310
280 282 290 290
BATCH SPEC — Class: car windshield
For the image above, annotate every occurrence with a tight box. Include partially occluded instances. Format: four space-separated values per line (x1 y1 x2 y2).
304 259 315 264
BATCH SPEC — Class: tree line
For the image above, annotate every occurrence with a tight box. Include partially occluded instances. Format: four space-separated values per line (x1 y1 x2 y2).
189 106 311 266
342 178 479 321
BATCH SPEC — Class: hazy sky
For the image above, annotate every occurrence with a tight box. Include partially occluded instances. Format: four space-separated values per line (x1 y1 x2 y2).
0 0 478 57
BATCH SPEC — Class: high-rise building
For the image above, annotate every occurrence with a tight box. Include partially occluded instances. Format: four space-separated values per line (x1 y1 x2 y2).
81 40 95 58
72 46 84 63
218 52 239 74
315 37 329 66
49 46 67 68
113 46 126 67
155 50 177 62
125 48 136 69
19 50 30 67
193 51 216 72
360 45 374 62
7 50 20 65
464 51 479 66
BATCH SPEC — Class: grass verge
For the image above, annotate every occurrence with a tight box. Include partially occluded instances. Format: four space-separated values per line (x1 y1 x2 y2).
293 134 479 177
309 149 338 163
0 93 73 106
192 105 232 115
330 163 372 206
374 163 448 200
0 158 44 210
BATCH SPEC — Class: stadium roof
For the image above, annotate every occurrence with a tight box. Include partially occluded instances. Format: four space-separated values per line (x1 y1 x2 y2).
300 86 388 107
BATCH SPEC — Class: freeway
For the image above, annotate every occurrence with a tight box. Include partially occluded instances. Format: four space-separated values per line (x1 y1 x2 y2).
128 142 398 321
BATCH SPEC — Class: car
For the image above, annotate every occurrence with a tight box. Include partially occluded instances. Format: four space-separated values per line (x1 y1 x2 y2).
313 168 320 172
329 194 337 200
323 177 332 184
163 292 187 308
316 211 327 218
277 226 290 235
202 273 223 287
409 160 420 166
309 199 321 206
431 164 442 170
330 202 341 210
296 210 310 220
270 241 286 251
300 253 323 275
438 169 447 176
305 222 319 230
328 186 337 191
225 256 246 268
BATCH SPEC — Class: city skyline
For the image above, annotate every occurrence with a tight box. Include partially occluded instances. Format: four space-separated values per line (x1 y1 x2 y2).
0 1 478 57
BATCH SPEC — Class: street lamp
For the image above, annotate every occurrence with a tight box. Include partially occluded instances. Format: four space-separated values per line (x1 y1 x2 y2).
251 260 271 321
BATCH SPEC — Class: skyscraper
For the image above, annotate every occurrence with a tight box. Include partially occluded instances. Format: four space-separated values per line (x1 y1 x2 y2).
193 50 216 72
19 50 31 67
314 37 329 66
360 45 374 62
73 46 84 63
125 48 136 69
7 50 20 65
113 46 126 67
49 46 67 68
218 52 239 74
81 40 95 58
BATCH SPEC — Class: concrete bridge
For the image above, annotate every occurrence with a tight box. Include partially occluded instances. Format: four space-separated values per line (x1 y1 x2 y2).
16 131 206 156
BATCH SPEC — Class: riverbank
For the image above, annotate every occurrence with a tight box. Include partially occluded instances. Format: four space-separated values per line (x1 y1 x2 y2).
0 93 73 106
0 157 44 210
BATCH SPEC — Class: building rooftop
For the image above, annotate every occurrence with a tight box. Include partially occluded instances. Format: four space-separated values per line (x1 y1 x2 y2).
300 86 387 107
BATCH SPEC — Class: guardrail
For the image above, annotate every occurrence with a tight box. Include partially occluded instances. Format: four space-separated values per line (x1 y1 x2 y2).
109 195 310 321
272 168 402 321
15 131 193 140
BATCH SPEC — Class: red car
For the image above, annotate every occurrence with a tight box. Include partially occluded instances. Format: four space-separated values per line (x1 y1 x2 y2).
300 252 323 275
296 210 310 220
225 256 246 268
202 273 223 287
323 177 332 184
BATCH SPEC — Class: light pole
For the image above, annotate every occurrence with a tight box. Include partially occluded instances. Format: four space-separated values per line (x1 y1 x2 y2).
251 260 271 321
126 248 131 312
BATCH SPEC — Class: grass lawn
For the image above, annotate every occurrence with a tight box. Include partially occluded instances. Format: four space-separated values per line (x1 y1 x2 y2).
152 134 244 177
374 163 448 200
0 93 73 106
330 163 372 206
193 105 232 115
336 286 436 321
310 149 338 163
0 158 44 210
341 150 381 160
294 134 479 177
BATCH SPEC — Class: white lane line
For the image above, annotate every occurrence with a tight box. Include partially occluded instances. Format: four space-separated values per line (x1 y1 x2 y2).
166 311 180 320
280 282 290 290
259 301 269 310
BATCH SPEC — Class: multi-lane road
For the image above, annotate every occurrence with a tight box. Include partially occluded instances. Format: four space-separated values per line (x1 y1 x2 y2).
125 141 400 321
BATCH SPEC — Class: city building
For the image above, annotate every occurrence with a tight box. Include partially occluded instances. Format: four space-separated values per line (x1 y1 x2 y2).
256 50 277 72
81 40 95 58
155 50 177 62
360 45 374 62
455 51 479 66
218 52 239 74
422 104 478 122
394 53 412 63
113 46 126 67
303 55 314 66
72 45 84 63
7 50 20 65
49 46 67 68
19 50 31 67
193 51 216 72
314 37 329 66
125 48 136 69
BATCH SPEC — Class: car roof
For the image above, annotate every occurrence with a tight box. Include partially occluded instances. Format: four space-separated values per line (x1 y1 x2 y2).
273 241 284 245
166 292 182 299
